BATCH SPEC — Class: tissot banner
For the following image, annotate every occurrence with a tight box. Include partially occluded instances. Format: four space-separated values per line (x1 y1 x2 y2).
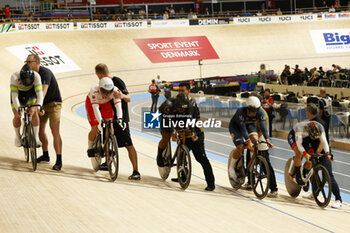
133 36 219 63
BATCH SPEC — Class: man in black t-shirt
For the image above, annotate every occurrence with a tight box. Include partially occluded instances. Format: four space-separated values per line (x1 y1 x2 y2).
25 54 63 171
95 63 140 180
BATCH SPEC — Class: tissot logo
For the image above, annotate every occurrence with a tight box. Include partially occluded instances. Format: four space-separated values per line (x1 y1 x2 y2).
18 23 40 30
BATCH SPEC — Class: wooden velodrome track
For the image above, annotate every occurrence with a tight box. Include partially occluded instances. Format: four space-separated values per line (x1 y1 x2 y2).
0 20 350 232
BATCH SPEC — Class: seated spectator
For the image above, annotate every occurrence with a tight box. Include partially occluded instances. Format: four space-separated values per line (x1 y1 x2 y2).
318 66 325 77
163 11 169 20
3 5 11 21
256 11 262 16
329 5 336 12
307 67 319 86
332 64 341 72
303 68 311 85
169 7 175 18
276 8 282 15
204 7 210 16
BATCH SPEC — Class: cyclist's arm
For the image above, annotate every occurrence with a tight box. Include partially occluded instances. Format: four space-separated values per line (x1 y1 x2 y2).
320 131 330 154
258 109 270 141
296 131 307 156
113 97 123 119
92 104 102 124
10 75 20 111
229 110 249 140
33 72 43 106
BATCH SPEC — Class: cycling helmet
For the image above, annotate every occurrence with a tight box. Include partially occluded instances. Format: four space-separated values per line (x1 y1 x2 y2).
174 93 189 112
305 121 321 140
99 77 114 95
20 64 35 87
246 96 261 112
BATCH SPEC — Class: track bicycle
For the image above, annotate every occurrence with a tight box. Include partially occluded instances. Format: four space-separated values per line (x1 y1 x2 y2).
228 141 271 199
18 104 42 171
88 119 119 181
158 128 193 190
284 153 332 208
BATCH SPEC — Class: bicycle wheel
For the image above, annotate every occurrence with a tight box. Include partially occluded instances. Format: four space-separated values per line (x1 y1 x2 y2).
311 164 332 208
284 157 302 198
106 135 119 181
176 144 191 189
250 155 270 199
21 124 29 162
90 134 102 172
227 150 245 190
28 123 37 171
158 142 171 180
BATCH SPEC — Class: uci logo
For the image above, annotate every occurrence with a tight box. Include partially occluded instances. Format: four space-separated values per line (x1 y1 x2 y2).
300 15 313 20
238 18 250 23
143 111 161 129
279 16 291 21
323 33 350 45
259 17 271 22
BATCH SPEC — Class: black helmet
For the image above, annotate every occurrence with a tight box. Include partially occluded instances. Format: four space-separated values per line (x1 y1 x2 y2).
305 121 321 140
174 93 189 113
20 64 35 87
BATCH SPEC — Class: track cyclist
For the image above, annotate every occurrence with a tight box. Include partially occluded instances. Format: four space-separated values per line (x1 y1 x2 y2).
11 64 44 147
228 96 272 186
86 77 125 170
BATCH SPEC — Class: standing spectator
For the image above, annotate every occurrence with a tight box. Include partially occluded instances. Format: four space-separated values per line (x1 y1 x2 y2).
261 89 274 137
293 65 303 85
3 5 11 21
279 65 290 85
26 55 63 171
259 64 266 83
318 88 332 140
95 63 141 180
303 68 311 85
155 74 161 85
305 103 342 208
149 79 160 112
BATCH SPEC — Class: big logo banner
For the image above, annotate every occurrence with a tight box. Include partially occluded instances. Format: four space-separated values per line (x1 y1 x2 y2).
310 29 350 53
133 36 219 63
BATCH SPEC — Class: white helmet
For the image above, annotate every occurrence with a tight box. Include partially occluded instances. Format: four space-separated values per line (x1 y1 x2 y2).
99 77 114 95
246 96 261 112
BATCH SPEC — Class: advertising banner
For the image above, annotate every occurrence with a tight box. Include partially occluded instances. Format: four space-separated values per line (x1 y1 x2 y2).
133 36 219 63
6 43 81 73
310 29 350 53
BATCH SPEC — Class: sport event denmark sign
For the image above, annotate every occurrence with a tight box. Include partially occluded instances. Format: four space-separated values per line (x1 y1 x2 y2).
133 36 219 63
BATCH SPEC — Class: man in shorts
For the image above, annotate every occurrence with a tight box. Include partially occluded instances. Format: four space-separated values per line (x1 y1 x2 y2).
25 54 63 170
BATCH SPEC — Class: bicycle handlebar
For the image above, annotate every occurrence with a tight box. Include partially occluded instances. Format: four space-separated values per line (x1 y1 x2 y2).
18 104 43 114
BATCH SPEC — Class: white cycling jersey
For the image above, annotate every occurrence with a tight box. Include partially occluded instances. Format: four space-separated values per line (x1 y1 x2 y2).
10 71 43 111
88 84 122 124
294 120 329 155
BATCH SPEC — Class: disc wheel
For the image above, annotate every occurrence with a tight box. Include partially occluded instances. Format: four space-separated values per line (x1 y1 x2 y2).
158 142 171 180
284 158 302 198
90 134 102 172
176 144 191 190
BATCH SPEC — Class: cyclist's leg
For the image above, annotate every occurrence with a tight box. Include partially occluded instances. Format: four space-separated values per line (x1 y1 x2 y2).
156 130 171 167
12 109 22 147
85 96 100 150
288 129 305 185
